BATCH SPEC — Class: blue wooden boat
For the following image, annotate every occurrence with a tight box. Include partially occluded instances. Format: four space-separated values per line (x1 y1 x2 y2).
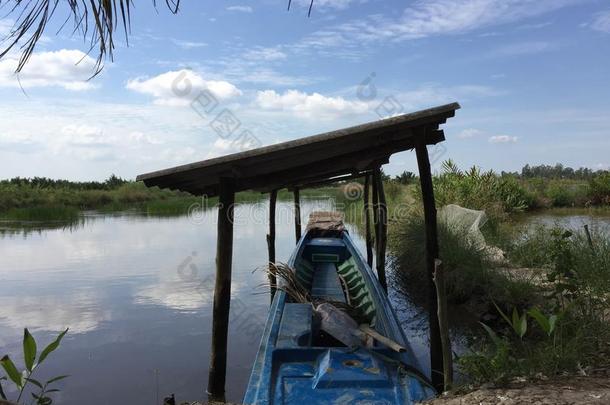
244 214 436 404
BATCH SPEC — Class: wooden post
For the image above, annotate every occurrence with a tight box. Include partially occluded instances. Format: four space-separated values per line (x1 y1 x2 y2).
294 188 302 243
415 141 444 392
371 173 379 252
207 177 235 401
363 175 374 267
267 190 278 297
434 259 453 391
373 168 388 292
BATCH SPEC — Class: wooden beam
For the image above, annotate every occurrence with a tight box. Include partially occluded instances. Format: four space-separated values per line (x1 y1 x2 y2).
415 140 444 392
373 168 388 292
266 190 278 298
207 177 235 401
364 174 374 267
287 170 372 191
294 188 302 243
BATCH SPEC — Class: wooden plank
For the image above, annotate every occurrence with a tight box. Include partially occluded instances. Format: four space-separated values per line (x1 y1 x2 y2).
415 139 444 392
373 168 388 292
207 178 235 400
294 188 302 243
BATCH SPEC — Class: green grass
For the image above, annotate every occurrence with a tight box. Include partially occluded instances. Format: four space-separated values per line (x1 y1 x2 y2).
456 224 610 385
1 205 80 222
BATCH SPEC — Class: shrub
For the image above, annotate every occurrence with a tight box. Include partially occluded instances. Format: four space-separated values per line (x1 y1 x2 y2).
589 172 610 205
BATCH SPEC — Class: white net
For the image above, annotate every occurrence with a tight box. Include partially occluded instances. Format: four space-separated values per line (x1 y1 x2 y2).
439 204 505 263
439 204 488 249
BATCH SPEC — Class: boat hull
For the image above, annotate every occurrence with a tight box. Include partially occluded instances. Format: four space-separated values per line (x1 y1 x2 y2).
243 229 436 404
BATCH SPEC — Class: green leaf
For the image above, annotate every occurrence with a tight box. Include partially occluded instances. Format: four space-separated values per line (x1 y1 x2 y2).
46 375 69 384
1 355 22 388
479 322 502 347
37 329 68 366
518 313 527 338
528 307 551 335
40 397 52 405
493 301 512 329
548 315 558 335
25 377 43 388
23 328 37 372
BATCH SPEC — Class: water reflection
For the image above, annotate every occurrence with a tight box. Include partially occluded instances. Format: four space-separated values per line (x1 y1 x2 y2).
2 202 607 404
0 200 340 404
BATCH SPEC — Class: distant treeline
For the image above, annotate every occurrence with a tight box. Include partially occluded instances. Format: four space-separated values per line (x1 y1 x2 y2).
0 174 128 190
393 163 609 184
507 163 607 180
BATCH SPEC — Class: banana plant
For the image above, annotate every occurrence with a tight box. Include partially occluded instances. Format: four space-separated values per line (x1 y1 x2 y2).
0 328 69 405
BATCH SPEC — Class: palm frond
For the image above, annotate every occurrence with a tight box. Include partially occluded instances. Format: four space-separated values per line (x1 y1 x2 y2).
0 0 181 75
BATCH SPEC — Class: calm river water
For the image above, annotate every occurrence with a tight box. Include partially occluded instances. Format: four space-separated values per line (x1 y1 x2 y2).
1 202 608 404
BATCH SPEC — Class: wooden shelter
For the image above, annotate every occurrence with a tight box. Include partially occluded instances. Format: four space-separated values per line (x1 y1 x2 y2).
137 102 460 398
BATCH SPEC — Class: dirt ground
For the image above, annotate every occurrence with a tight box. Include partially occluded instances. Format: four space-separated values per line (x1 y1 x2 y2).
423 376 610 405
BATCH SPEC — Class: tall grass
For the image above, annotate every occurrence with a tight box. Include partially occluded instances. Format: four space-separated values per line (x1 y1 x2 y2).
1 205 80 222
389 211 537 310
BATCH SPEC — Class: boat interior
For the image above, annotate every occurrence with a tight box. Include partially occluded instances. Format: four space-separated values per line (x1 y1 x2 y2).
289 231 379 345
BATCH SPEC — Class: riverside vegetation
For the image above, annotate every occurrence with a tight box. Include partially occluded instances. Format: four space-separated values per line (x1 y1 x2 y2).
389 161 610 389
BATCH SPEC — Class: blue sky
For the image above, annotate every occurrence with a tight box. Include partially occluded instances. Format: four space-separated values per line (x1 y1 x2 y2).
0 0 609 180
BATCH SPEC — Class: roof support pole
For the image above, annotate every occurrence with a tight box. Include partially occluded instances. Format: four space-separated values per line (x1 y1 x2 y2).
371 172 379 253
373 168 388 292
207 177 235 401
415 140 444 392
293 188 302 243
363 174 374 268
266 190 278 299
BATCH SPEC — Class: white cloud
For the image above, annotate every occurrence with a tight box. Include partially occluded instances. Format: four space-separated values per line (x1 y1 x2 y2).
0 49 97 90
492 41 557 56
590 10 610 33
171 39 207 49
227 5 253 13
126 69 242 106
293 0 359 11
296 0 580 51
489 135 518 143
457 128 482 139
0 18 13 36
243 46 286 61
255 89 368 118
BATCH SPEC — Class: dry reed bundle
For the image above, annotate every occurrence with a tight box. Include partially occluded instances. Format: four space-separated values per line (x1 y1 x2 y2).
256 262 369 324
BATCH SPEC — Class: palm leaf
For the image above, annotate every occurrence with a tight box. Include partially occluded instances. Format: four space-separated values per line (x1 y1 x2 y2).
0 0 181 75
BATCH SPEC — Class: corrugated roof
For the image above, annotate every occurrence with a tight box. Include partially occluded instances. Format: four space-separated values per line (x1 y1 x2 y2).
137 102 460 196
